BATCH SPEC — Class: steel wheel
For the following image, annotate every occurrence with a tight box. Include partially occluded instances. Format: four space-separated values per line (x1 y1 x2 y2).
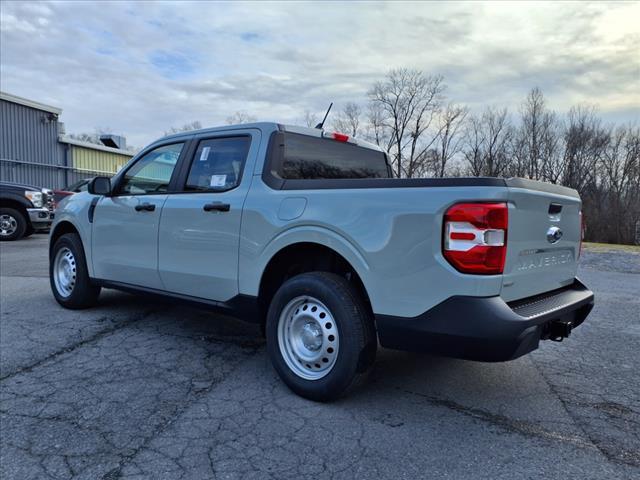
53 247 77 298
0 214 17 237
277 296 340 380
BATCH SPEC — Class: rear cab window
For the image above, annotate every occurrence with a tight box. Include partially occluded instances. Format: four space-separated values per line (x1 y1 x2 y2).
268 132 390 181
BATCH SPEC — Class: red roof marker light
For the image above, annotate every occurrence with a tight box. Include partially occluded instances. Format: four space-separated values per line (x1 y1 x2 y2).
331 132 350 142
322 131 350 143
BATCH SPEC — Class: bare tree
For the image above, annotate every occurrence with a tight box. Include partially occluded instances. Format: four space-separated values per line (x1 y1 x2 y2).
68 127 114 145
363 102 394 155
430 103 468 177
332 102 362 137
463 115 485 176
561 105 608 191
302 110 319 128
368 68 446 177
537 117 563 184
226 111 257 125
309 79 639 244
511 87 561 181
463 107 513 177
164 121 202 136
597 125 640 242
484 108 513 177
68 132 99 144
519 87 544 179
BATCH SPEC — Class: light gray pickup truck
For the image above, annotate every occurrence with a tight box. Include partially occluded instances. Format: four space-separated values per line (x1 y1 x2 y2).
49 123 594 401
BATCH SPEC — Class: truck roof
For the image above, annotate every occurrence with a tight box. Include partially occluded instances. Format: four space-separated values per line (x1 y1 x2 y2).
159 122 384 153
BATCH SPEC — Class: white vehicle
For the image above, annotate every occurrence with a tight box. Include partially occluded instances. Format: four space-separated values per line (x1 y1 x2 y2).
50 123 594 401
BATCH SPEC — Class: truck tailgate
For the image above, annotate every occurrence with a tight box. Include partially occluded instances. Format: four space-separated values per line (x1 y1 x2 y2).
501 179 582 302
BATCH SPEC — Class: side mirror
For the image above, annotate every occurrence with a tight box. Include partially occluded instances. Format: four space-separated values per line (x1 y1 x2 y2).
88 177 112 196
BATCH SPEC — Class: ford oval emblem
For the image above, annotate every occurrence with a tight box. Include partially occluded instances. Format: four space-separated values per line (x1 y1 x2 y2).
547 226 563 244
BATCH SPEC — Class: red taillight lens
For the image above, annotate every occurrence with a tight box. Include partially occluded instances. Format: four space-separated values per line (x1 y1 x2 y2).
443 202 508 275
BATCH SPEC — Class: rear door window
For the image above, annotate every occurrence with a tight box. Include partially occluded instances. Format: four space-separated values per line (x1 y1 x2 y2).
271 133 389 180
185 136 251 192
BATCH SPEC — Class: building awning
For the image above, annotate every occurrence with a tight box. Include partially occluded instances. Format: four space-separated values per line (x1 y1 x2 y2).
58 135 133 156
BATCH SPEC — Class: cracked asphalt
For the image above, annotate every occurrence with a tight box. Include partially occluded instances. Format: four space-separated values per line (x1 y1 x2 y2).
1 235 639 479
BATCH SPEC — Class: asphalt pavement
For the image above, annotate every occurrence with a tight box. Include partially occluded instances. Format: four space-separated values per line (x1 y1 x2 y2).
1 234 638 479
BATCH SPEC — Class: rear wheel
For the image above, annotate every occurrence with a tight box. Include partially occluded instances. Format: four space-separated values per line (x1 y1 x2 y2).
0 208 26 241
266 272 376 401
50 233 101 309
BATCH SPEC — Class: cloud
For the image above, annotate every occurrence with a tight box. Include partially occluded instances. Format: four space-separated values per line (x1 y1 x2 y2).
149 51 197 79
1 0 638 148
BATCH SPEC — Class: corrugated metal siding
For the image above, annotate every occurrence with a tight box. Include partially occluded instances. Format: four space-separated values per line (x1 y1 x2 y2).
71 146 132 174
0 98 136 189
0 98 66 188
63 167 112 188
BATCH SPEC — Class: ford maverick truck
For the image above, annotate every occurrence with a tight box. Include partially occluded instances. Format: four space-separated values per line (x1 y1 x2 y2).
49 123 594 401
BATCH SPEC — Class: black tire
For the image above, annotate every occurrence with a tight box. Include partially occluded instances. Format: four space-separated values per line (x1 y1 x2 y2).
266 272 377 402
0 207 27 241
24 225 35 238
50 233 101 309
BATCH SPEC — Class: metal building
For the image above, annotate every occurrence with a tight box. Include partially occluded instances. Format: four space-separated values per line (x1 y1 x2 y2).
59 136 132 177
0 91 133 189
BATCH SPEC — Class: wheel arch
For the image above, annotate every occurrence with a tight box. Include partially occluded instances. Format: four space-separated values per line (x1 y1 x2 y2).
256 240 374 325
0 198 29 222
49 220 81 258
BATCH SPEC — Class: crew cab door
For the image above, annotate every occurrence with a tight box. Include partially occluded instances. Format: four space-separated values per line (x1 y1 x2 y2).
92 142 185 289
158 130 260 301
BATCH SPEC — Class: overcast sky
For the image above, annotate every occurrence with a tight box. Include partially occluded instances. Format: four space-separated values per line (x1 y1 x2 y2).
1 1 638 148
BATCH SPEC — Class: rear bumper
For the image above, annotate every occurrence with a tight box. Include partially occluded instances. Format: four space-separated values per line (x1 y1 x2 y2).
375 278 594 362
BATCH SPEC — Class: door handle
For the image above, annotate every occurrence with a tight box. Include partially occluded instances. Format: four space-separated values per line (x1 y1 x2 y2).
203 202 230 212
134 203 156 212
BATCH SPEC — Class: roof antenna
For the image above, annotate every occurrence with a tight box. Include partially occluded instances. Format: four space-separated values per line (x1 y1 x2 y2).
315 102 333 129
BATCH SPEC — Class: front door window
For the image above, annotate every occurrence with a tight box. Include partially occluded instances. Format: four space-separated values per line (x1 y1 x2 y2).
119 143 184 194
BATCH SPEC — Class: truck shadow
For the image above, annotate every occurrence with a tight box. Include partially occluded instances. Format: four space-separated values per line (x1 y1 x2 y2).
98 290 558 422
97 289 264 347
366 348 547 405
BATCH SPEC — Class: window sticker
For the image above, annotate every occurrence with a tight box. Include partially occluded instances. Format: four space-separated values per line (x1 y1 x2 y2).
210 174 227 187
199 146 211 162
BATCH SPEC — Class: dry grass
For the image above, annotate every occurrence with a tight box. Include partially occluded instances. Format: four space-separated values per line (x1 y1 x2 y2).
583 242 640 253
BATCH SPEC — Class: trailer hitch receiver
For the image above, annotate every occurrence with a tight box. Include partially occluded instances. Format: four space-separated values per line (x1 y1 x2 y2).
546 320 573 342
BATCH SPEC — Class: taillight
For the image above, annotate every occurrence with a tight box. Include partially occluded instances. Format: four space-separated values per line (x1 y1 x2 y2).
443 202 508 275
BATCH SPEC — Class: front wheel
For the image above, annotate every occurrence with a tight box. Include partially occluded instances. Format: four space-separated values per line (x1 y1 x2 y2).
50 233 101 309
266 272 376 401
0 208 26 241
